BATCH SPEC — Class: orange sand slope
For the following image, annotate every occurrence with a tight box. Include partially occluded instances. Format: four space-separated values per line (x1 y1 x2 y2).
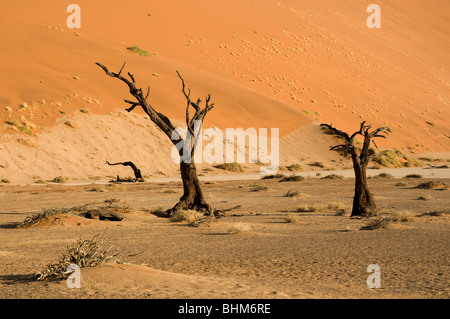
0 0 449 182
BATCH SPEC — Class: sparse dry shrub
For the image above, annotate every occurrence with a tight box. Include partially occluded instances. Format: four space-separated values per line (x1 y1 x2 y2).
371 173 393 179
214 162 244 172
169 209 204 224
52 176 68 183
321 174 344 180
326 202 346 211
296 205 318 212
395 181 408 187
284 190 299 197
364 217 392 230
311 161 325 168
417 195 433 201
286 164 302 171
405 174 422 179
415 181 448 190
17 205 90 228
279 175 305 182
261 173 284 180
35 232 125 281
249 183 268 192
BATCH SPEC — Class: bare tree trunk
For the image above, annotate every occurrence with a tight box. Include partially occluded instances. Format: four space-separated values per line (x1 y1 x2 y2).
169 161 211 214
351 156 376 217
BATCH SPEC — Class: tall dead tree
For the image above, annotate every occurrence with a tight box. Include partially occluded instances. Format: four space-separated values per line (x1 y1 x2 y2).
320 121 391 217
96 62 214 215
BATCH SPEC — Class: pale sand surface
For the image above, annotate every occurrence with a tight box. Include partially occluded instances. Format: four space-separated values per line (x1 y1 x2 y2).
0 176 448 299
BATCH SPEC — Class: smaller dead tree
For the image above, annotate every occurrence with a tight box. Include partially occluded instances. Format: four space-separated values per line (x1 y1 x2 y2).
105 160 144 182
320 121 391 217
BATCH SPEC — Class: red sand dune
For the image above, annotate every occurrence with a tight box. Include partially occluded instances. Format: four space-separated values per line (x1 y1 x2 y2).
0 0 449 182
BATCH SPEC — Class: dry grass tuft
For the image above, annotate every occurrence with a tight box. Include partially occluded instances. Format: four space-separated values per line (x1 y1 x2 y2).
169 210 206 226
296 205 319 213
391 210 415 222
284 213 298 223
228 222 251 234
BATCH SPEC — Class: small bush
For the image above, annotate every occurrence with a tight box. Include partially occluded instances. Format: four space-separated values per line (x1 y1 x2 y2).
417 195 433 201
261 173 284 180
284 214 298 223
321 174 344 180
18 126 32 135
364 217 392 230
284 190 299 197
169 210 204 224
249 183 268 192
311 161 325 168
214 162 244 172
64 121 75 128
1 178 10 183
415 181 448 190
296 205 317 213
286 164 302 171
405 174 422 179
372 173 393 179
127 46 151 57
395 181 408 187
279 175 305 182
52 176 68 183
35 232 124 281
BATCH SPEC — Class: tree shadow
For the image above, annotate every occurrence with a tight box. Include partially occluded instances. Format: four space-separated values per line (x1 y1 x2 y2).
0 222 20 229
0 273 37 285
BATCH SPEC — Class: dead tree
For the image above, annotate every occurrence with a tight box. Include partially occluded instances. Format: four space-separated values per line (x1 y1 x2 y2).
105 160 144 182
320 121 391 217
96 62 214 216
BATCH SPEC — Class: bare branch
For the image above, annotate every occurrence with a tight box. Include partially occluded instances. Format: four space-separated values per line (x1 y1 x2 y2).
96 62 178 142
320 123 351 142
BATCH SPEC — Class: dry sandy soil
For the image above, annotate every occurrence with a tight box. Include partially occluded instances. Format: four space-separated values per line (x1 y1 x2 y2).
0 173 448 299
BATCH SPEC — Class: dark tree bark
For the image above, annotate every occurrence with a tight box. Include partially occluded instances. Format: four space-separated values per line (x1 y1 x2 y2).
106 160 144 182
96 62 215 216
320 121 391 217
